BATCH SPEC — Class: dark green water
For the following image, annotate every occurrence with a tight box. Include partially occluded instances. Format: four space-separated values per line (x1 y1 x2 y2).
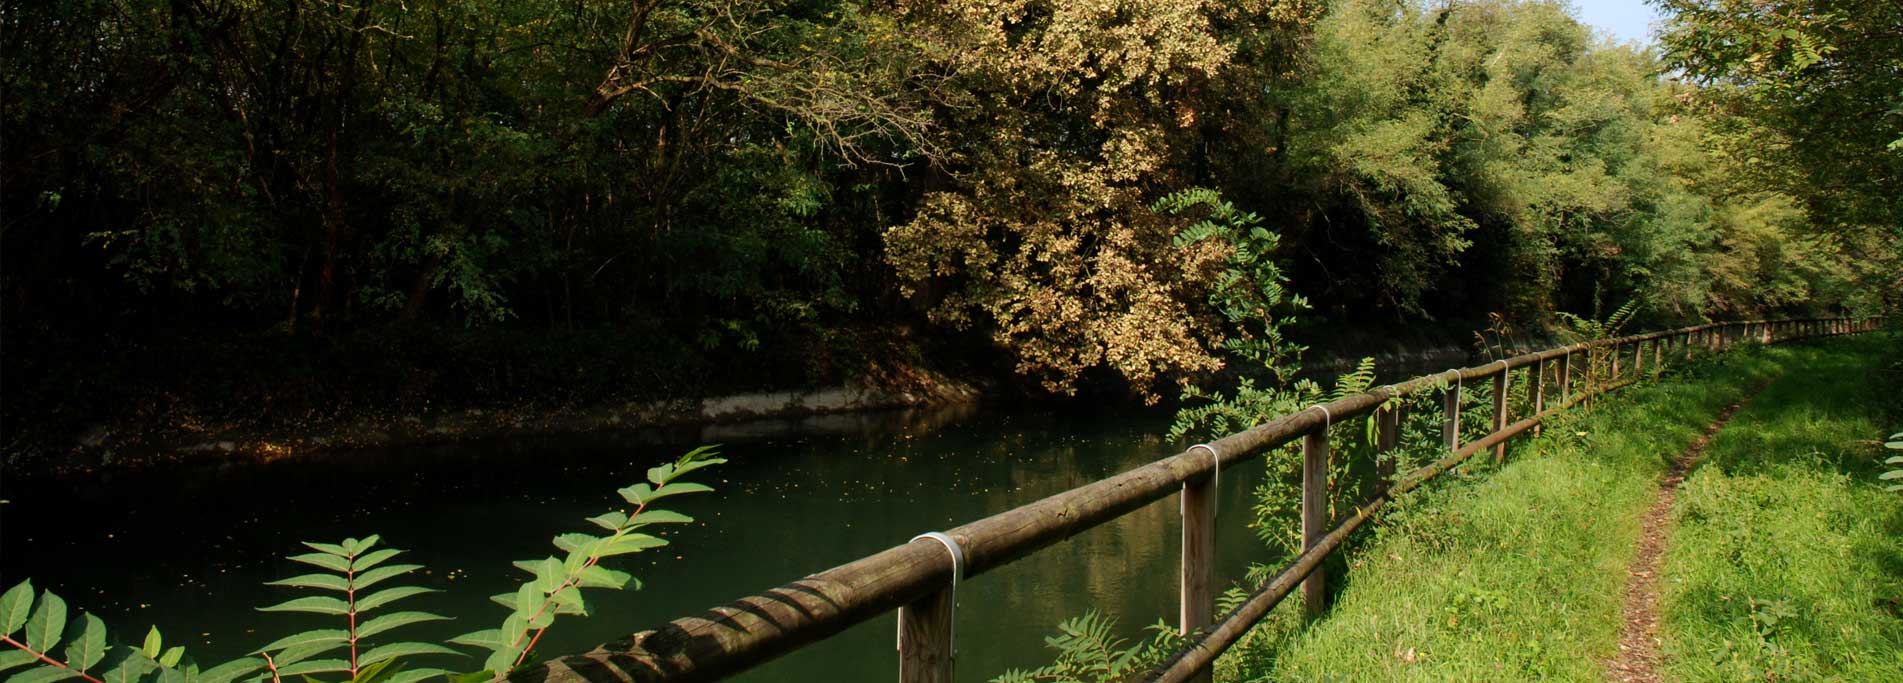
1 405 1276 682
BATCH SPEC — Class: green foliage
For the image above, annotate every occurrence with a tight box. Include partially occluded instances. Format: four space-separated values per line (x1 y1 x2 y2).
1555 300 1640 343
0 449 724 683
6 0 1898 456
1157 188 1311 384
1658 340 1903 681
1884 432 1903 492
1237 334 1804 682
453 446 725 678
0 580 264 683
990 612 1185 683
252 537 454 683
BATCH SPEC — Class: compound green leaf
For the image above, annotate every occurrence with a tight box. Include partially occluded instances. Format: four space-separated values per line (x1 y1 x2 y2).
7 665 77 683
645 483 712 501
356 612 448 641
352 550 402 573
595 534 666 557
60 614 104 672
299 542 348 557
270 641 346 668
264 575 350 592
250 630 347 656
628 510 692 525
668 455 725 480
0 651 38 674
510 585 541 623
355 587 435 613
271 659 347 677
614 484 651 506
384 668 451 683
531 559 563 594
644 463 673 486
549 534 596 555
140 628 160 661
193 658 263 683
97 648 155 683
582 513 626 531
478 651 517 679
351 565 422 593
24 591 66 653
256 597 349 616
576 567 632 590
285 554 349 573
444 630 503 652
0 582 32 636
357 643 460 667
547 588 585 617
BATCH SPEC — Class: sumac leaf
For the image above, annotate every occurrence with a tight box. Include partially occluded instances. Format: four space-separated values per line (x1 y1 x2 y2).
24 590 66 653
0 582 33 636
255 597 349 616
356 612 449 640
355 587 435 613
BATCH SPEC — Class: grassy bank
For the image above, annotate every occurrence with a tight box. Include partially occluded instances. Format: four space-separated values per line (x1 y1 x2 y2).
1217 336 1895 681
1659 337 1903 681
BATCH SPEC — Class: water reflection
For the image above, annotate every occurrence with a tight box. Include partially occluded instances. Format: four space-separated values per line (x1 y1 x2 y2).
1 403 1270 683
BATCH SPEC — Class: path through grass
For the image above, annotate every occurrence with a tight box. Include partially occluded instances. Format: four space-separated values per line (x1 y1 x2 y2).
1216 335 1899 682
1658 337 1903 682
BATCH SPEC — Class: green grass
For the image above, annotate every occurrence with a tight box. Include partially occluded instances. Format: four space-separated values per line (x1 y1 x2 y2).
1216 337 1897 682
1658 336 1903 682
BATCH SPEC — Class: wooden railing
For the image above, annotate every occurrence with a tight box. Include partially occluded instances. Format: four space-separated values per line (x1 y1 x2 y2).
514 317 1881 683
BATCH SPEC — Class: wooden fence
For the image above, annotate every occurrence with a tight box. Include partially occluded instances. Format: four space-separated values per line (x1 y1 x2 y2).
514 317 1881 683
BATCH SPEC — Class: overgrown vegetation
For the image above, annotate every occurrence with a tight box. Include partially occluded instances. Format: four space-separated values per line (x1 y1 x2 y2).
4 1 1896 459
0 448 724 683
1658 339 1903 682
1189 337 1898 681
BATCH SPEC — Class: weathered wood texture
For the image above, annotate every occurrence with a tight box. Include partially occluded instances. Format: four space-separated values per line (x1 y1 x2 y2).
1491 367 1510 463
1375 404 1400 495
898 587 954 683
1178 463 1215 683
1301 426 1331 617
1530 359 1545 437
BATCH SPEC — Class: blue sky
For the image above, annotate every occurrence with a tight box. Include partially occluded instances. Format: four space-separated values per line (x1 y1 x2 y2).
1573 0 1665 45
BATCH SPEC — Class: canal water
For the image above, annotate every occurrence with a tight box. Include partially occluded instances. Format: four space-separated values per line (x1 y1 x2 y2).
1 404 1282 682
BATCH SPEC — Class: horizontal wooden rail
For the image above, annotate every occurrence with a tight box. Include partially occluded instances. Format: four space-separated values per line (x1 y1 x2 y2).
514 316 1881 683
1144 380 1626 683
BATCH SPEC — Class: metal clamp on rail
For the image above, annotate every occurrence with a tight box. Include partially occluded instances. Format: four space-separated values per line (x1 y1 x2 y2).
1308 404 1332 429
898 531 966 654
1187 443 1221 514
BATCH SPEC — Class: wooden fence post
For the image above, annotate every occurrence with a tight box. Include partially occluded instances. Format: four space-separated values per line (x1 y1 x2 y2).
1558 351 1570 404
1443 374 1462 452
1491 366 1509 464
1179 447 1216 678
1611 342 1621 383
1633 340 1645 377
898 588 954 683
1301 425 1331 618
1530 358 1545 437
1375 402 1400 495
